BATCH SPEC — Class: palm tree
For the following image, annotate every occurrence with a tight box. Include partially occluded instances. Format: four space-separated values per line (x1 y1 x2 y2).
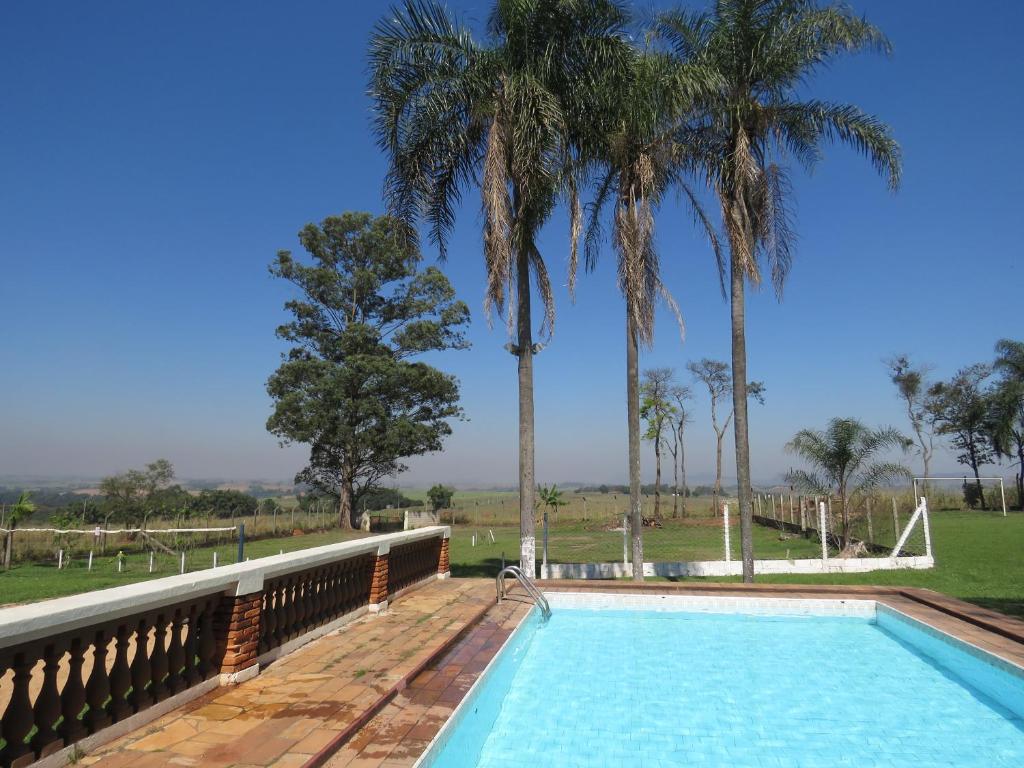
656 0 902 581
580 47 719 578
785 418 910 550
3 490 35 570
369 0 629 576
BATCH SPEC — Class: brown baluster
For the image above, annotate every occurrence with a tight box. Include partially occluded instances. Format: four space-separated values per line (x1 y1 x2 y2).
274 583 288 646
324 566 338 620
1 651 36 767
284 578 297 639
59 638 88 744
197 600 217 679
166 609 186 694
183 603 201 686
149 613 169 702
304 572 318 627
292 578 306 636
129 617 153 712
261 588 277 654
84 628 112 732
31 642 65 757
108 624 132 721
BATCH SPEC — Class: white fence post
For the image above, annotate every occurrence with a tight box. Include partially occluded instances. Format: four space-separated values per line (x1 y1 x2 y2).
920 497 933 558
622 515 628 568
819 502 828 563
723 504 731 562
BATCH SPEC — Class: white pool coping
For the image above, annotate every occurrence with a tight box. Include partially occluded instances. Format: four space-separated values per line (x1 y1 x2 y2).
545 590 878 618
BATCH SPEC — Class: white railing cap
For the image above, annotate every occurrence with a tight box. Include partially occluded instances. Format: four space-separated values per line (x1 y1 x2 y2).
0 526 449 650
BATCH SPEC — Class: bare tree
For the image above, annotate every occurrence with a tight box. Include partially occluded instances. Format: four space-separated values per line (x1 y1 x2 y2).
688 358 764 515
641 368 677 520
666 385 693 516
886 355 936 495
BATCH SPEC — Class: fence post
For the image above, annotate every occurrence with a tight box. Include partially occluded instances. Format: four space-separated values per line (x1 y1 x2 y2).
237 524 245 563
542 513 549 580
920 497 933 558
819 502 828 564
891 497 899 541
622 515 628 569
866 497 874 543
723 504 732 562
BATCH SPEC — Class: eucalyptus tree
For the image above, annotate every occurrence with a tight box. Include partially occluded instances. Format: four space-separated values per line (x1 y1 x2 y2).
687 359 764 515
667 384 693 516
656 0 901 581
927 365 994 509
370 0 629 575
785 418 910 550
580 47 719 577
886 355 937 493
640 368 678 521
990 340 1024 508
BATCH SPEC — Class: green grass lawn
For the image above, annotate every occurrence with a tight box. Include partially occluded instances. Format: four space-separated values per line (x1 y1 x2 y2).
0 528 369 605
2 510 1021 618
450 511 1024 618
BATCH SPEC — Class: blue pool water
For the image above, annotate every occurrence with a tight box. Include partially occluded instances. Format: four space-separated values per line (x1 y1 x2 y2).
425 605 1024 767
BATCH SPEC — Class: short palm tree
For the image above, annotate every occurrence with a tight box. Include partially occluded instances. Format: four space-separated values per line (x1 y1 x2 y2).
655 0 902 581
369 0 629 576
580 47 719 578
3 490 35 570
785 418 910 549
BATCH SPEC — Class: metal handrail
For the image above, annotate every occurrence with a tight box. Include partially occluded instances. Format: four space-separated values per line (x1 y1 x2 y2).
495 565 551 619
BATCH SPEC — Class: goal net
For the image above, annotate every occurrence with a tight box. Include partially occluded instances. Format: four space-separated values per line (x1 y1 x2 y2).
913 477 1007 516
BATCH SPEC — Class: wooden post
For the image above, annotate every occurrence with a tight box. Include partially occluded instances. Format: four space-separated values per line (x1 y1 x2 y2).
723 504 731 562
891 497 900 542
866 497 874 543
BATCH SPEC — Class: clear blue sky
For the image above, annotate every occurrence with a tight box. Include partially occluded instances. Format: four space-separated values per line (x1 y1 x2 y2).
1 1 1020 487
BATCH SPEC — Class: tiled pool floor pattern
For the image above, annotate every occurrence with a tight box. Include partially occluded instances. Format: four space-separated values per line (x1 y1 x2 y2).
464 610 1024 768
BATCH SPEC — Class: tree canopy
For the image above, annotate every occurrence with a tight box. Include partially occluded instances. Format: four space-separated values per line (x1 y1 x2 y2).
266 212 469 527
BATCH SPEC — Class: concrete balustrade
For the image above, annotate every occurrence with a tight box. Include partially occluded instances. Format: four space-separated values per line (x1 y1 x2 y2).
0 526 450 768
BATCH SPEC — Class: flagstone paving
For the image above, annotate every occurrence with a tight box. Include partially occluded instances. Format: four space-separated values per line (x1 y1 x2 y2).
81 579 506 768
76 579 1024 768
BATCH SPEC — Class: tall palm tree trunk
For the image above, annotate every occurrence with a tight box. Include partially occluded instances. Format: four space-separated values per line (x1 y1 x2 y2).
516 247 537 576
729 241 755 583
626 313 644 581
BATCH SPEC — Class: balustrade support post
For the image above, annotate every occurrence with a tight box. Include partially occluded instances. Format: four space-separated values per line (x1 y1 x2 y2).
368 543 390 613
212 590 263 684
437 531 451 579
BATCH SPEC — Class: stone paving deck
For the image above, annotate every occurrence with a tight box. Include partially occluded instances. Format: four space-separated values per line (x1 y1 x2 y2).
81 579 499 768
78 579 1024 768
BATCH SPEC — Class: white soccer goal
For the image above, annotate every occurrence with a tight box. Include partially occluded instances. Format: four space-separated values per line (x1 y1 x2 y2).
912 477 1007 517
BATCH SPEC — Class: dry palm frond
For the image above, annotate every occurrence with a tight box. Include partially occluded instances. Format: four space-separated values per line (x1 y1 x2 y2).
482 116 514 329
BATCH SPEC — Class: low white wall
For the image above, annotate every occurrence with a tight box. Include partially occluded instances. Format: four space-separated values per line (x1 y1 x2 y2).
404 509 440 530
0 525 450 650
542 555 934 580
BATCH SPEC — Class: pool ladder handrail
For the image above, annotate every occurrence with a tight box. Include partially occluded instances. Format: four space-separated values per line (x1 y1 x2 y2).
495 565 551 619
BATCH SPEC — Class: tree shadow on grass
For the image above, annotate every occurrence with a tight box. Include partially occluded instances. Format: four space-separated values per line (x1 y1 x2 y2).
451 558 509 578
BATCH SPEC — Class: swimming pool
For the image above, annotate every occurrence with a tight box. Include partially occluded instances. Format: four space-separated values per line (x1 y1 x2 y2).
418 592 1024 767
